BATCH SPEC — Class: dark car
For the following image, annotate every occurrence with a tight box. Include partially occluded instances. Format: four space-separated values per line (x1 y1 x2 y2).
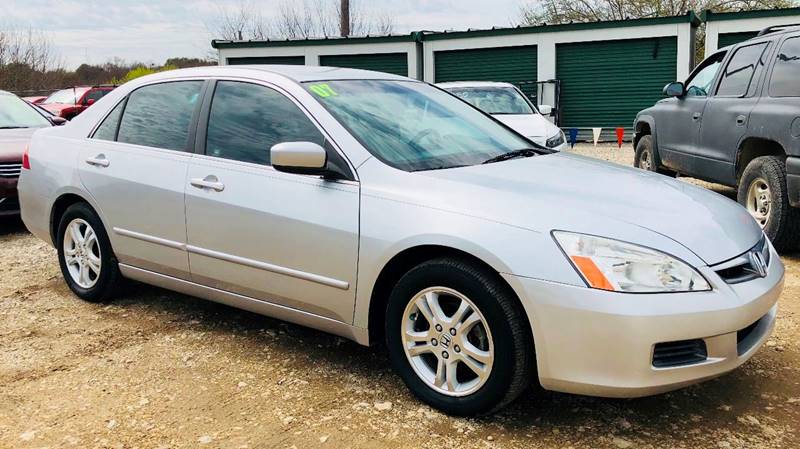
0 90 62 216
634 24 800 251
40 85 115 120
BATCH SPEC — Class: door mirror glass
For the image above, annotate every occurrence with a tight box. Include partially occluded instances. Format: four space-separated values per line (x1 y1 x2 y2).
663 82 685 97
271 142 328 176
86 98 96 106
538 104 552 115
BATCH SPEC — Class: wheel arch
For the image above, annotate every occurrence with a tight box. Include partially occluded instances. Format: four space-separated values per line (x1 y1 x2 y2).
633 115 657 150
49 192 103 245
366 244 533 348
736 137 787 182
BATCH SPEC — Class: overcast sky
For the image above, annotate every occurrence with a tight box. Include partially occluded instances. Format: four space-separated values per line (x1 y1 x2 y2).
4 0 526 69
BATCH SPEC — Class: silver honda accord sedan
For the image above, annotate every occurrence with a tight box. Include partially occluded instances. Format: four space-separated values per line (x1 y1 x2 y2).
18 66 784 415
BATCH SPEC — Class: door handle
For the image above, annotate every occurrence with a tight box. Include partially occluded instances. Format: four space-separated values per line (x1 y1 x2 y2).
190 176 225 192
736 115 747 126
692 112 702 121
85 154 109 167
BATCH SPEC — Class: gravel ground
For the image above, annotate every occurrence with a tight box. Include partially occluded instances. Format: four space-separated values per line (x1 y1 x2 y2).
1 143 799 449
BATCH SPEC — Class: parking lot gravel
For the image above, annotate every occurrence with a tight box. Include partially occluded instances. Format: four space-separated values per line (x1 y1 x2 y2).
1 143 798 449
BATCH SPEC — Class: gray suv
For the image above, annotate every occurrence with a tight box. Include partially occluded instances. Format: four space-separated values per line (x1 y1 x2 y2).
634 25 800 251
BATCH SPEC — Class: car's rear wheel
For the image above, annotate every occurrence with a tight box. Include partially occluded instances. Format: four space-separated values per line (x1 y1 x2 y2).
635 135 676 176
385 257 533 415
738 156 800 252
56 202 121 302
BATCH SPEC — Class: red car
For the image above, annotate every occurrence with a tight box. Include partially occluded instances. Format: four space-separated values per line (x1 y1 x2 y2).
1 90 64 216
40 85 115 119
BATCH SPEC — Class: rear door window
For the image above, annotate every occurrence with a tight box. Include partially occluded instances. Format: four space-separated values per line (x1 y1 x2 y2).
716 42 770 97
769 36 800 97
117 81 203 151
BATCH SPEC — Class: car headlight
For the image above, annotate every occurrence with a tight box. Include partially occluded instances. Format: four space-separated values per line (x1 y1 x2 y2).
552 231 710 293
546 130 565 148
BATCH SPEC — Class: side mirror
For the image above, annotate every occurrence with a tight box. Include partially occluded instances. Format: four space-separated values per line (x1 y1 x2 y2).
86 98 96 106
271 142 328 176
663 82 685 98
51 116 68 126
538 104 553 116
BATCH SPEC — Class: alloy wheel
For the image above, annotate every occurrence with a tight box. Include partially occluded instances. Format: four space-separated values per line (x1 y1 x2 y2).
401 287 494 397
63 218 102 288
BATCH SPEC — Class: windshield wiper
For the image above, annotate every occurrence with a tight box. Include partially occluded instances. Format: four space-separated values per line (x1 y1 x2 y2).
0 126 27 129
481 148 540 164
414 164 468 172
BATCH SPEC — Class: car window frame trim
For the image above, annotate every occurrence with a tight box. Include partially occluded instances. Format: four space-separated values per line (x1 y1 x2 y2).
194 76 358 183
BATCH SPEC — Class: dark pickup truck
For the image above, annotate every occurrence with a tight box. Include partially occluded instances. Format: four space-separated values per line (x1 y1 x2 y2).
634 24 800 251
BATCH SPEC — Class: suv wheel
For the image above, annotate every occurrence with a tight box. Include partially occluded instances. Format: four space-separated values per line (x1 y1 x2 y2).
56 202 121 302
738 156 800 252
635 135 676 176
385 257 533 415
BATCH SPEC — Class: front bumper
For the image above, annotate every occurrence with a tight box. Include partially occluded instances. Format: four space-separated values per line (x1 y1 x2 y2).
504 243 784 398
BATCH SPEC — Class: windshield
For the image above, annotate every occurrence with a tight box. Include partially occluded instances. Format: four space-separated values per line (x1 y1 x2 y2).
0 94 51 128
304 80 535 171
446 86 535 115
43 88 86 105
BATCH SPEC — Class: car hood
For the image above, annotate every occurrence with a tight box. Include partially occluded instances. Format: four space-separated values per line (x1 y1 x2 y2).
492 114 560 139
414 152 761 265
0 128 37 161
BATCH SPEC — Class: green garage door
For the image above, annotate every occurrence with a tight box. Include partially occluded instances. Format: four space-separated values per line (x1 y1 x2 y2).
434 45 538 103
227 56 305 65
718 32 758 48
556 37 677 129
320 53 408 76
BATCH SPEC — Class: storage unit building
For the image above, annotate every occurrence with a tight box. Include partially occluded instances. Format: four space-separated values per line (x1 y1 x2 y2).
422 13 699 140
704 8 800 58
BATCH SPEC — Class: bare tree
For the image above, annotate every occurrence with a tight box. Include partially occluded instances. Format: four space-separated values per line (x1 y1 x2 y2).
518 0 797 25
209 0 395 42
0 25 64 92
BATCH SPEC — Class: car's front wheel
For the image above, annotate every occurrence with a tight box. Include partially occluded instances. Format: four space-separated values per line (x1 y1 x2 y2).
738 156 800 252
385 257 533 415
56 202 121 302
635 135 676 176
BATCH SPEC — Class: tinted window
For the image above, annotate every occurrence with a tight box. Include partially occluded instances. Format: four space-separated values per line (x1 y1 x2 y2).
717 43 769 97
117 81 202 151
206 81 324 165
770 37 800 97
85 89 109 103
92 99 126 141
686 52 725 96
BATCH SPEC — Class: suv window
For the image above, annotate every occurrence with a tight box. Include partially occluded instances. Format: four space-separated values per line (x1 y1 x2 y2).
84 89 109 104
686 52 725 96
205 81 324 165
769 36 800 97
716 42 770 97
92 99 126 141
117 81 203 151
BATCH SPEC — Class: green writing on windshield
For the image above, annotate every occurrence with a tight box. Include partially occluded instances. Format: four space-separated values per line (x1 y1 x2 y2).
309 83 338 98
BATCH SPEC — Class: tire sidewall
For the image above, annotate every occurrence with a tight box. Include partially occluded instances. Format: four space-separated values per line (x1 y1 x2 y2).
634 135 656 172
385 260 521 415
56 202 117 302
738 157 789 244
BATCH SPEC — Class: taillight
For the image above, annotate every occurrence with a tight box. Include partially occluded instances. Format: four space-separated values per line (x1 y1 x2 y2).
22 145 30 170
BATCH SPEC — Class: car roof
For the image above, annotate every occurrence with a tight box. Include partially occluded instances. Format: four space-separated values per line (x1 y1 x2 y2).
130 65 413 84
436 81 516 89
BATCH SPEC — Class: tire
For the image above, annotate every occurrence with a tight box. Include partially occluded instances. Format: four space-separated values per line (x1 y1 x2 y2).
634 135 677 176
738 156 800 252
56 202 121 302
385 257 534 415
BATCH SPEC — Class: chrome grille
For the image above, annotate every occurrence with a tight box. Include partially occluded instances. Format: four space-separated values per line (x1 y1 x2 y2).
0 162 22 179
713 235 771 284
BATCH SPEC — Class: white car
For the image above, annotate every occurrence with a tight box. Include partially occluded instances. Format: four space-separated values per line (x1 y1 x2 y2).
18 66 783 416
437 81 567 151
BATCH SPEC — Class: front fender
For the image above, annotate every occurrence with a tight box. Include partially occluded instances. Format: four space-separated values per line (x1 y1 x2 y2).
633 114 658 150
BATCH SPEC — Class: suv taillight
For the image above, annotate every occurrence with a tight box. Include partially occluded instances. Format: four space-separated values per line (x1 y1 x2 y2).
22 146 30 170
